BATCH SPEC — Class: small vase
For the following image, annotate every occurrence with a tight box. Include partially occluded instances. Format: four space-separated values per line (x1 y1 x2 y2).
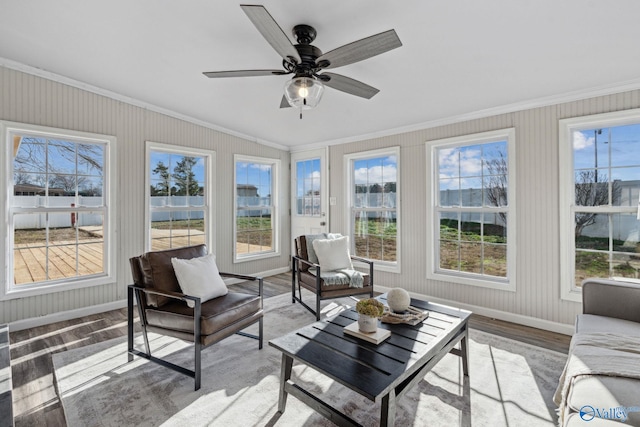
358 314 378 333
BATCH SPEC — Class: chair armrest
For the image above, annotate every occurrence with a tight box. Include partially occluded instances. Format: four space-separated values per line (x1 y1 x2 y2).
582 278 640 323
219 273 263 297
128 284 200 305
350 255 373 265
292 254 320 270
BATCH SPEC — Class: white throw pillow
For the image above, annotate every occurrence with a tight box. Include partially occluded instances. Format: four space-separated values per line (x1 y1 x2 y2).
171 253 228 308
312 236 353 271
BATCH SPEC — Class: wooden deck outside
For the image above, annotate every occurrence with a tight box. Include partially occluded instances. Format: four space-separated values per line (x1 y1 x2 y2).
13 227 272 285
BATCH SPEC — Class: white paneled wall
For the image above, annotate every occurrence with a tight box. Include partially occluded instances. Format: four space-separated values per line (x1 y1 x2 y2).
329 91 640 328
0 66 290 325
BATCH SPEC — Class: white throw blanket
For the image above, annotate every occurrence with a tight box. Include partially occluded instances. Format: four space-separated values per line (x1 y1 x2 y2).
554 332 640 425
309 267 364 288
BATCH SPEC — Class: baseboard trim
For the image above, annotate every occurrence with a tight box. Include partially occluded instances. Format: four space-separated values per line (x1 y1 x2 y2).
9 300 127 332
375 285 575 336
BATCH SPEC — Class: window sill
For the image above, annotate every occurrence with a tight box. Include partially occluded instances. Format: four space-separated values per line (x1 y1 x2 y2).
428 271 516 292
233 251 281 264
1 275 114 300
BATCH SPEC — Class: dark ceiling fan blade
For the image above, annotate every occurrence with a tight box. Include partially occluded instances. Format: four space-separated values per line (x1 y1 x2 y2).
321 72 380 99
280 95 291 108
317 29 402 69
203 69 286 78
240 5 301 64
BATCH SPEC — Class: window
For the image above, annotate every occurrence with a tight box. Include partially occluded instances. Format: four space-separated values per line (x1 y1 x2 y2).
345 147 400 272
560 110 640 301
234 155 279 261
146 142 214 252
427 129 516 290
1 121 116 298
295 158 321 216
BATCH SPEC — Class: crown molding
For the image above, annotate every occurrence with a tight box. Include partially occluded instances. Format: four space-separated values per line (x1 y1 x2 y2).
0 57 289 152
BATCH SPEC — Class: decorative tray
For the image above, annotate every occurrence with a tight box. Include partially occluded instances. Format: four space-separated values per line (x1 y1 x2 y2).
380 306 429 326
343 322 391 344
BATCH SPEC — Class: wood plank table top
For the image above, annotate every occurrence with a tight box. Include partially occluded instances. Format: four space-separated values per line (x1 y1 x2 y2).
269 294 472 426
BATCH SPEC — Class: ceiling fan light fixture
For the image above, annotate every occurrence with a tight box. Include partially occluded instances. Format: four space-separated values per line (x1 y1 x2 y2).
284 76 324 109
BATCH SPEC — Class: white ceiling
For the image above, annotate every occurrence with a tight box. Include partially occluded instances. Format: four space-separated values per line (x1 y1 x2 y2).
2 0 640 150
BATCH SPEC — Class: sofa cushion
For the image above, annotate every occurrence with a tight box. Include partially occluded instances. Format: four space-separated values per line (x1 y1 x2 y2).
145 292 262 336
576 314 640 338
312 236 353 271
171 253 227 308
567 376 640 425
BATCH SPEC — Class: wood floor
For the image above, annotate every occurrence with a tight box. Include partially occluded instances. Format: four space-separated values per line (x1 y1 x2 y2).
8 272 571 427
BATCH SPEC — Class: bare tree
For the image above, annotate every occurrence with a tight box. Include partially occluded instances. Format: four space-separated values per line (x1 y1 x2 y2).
485 153 508 223
574 171 620 237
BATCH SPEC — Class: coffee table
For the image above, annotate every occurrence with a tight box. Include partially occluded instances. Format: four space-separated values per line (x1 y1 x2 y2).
269 293 472 426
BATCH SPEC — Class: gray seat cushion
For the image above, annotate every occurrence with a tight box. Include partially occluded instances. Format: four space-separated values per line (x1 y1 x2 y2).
576 314 640 338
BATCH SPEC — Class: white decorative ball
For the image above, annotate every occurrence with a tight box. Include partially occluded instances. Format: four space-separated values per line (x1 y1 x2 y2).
387 288 411 313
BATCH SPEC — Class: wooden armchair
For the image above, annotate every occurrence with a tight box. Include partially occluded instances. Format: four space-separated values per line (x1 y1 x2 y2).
292 235 374 320
128 244 263 391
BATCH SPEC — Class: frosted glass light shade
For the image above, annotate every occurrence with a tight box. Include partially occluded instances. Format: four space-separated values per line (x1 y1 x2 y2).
284 77 324 109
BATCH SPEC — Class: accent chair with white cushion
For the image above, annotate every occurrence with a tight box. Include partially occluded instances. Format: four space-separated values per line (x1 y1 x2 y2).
128 244 263 391
292 234 374 320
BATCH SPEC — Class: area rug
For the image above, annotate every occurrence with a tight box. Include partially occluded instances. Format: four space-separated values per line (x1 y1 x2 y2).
52 293 567 426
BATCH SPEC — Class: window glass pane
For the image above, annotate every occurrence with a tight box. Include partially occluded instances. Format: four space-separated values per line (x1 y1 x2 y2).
484 213 508 243
610 124 640 168
439 178 459 207
13 137 46 173
460 177 482 207
612 167 640 206
440 240 460 271
458 145 482 178
612 213 639 254
295 158 321 217
484 244 507 277
575 213 607 250
350 152 398 264
460 242 482 274
438 147 459 178
460 213 482 241
48 139 77 174
235 160 274 257
574 170 610 206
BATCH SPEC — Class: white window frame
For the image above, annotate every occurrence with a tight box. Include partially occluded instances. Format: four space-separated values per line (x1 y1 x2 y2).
344 146 401 273
145 141 215 253
233 154 280 262
0 121 117 299
426 128 516 291
559 109 640 302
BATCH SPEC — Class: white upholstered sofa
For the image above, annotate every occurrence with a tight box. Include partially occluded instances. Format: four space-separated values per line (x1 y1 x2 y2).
555 278 640 426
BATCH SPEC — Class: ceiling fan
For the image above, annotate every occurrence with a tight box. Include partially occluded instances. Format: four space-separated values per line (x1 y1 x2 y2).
203 4 402 117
